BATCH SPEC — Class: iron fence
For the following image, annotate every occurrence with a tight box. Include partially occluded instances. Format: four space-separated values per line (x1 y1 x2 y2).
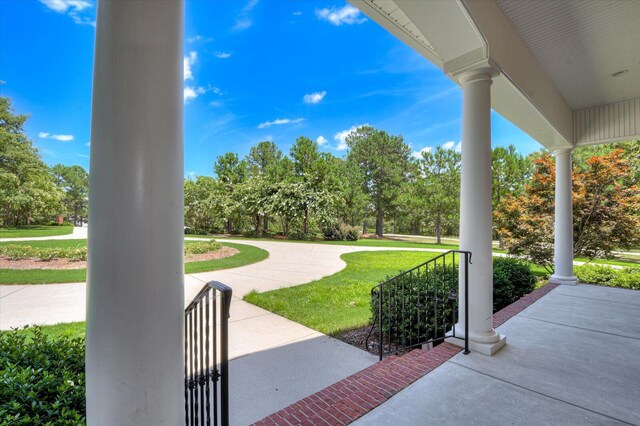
366 250 471 360
184 281 231 426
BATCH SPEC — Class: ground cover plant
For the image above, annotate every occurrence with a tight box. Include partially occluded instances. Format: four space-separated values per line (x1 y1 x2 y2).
0 327 85 424
575 264 640 290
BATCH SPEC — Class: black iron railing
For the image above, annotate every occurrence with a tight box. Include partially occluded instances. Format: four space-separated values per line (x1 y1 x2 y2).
184 281 231 426
366 250 471 360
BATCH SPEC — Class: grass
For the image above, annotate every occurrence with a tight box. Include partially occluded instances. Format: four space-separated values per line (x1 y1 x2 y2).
0 242 268 284
210 235 460 250
0 225 74 238
244 251 441 335
185 242 268 273
10 322 86 341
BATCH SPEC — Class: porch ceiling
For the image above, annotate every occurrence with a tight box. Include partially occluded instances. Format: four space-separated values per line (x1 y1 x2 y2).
350 0 640 150
496 0 640 111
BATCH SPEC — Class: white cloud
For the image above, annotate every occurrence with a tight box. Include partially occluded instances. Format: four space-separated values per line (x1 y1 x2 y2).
411 146 432 159
39 132 74 142
292 11 302 16
215 52 232 59
334 124 369 151
233 18 253 31
317 136 328 146
233 0 259 31
39 0 95 26
40 0 92 13
184 86 206 103
303 91 326 104
441 141 455 150
316 5 366 26
187 35 213 44
85 141 91 147
440 140 462 152
257 118 304 129
184 51 197 81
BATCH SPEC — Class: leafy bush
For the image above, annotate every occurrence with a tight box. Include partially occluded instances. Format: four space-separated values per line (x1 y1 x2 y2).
493 257 536 312
184 240 222 255
0 244 87 261
288 230 317 241
372 264 457 345
0 327 86 424
575 265 640 289
322 222 360 241
371 257 536 345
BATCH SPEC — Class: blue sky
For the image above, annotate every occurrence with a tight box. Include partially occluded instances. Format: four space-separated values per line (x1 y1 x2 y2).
0 0 541 177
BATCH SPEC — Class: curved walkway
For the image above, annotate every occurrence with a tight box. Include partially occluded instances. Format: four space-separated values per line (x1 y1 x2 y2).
0 238 446 330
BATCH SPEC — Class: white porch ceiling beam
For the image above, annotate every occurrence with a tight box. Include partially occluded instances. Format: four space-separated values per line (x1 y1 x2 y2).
459 0 574 148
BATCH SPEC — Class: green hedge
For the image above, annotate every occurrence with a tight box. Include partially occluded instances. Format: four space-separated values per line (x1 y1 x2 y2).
575 264 640 290
371 257 536 344
0 240 223 262
0 244 87 261
184 240 222 255
0 327 85 424
493 257 536 311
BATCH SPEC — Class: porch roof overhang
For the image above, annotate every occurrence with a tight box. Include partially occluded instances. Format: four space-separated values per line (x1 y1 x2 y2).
349 0 640 151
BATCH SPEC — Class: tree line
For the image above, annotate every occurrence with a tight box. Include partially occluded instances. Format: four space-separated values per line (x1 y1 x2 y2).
1 97 88 227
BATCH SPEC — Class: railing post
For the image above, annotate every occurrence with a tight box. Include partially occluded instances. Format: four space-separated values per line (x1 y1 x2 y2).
217 283 232 426
378 290 383 361
464 252 470 355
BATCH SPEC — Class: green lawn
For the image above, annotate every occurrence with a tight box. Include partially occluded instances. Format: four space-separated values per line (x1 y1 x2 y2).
210 235 460 250
244 251 441 335
0 242 268 284
10 322 86 341
0 225 74 238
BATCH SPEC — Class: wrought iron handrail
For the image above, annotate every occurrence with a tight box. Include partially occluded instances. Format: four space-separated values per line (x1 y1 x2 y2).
366 250 472 360
185 281 232 426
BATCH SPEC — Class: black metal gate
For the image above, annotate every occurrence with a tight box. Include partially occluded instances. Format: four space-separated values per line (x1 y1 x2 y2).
184 281 231 426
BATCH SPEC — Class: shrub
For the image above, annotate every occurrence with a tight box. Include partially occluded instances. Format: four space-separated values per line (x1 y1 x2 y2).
322 222 360 241
371 264 457 345
371 257 536 345
0 327 86 424
0 245 87 261
184 240 222 255
493 257 536 312
575 264 640 290
288 230 316 241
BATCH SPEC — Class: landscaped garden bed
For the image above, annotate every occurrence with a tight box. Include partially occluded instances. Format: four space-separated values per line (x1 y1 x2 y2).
0 240 268 284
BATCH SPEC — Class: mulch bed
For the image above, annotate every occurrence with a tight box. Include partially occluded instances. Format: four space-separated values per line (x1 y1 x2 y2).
0 246 239 270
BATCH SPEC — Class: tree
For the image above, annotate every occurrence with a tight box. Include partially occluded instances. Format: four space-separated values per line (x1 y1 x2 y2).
52 164 89 225
0 96 63 227
346 126 411 237
414 147 461 244
246 141 282 231
495 151 640 271
184 176 223 234
491 145 531 247
214 153 246 233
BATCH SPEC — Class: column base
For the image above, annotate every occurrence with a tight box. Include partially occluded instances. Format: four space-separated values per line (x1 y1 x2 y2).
549 274 579 285
446 334 507 356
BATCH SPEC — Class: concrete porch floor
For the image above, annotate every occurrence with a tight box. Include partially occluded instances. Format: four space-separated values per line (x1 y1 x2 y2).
354 284 640 425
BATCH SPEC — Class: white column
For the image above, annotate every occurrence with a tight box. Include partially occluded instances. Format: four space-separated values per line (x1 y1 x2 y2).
454 67 505 355
86 1 184 424
550 148 578 285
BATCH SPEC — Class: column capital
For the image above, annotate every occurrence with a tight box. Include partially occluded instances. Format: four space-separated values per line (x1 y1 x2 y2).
449 58 500 85
553 147 574 155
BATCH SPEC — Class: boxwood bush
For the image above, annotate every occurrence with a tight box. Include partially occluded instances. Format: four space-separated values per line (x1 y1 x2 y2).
0 327 86 424
371 257 536 345
575 264 640 289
